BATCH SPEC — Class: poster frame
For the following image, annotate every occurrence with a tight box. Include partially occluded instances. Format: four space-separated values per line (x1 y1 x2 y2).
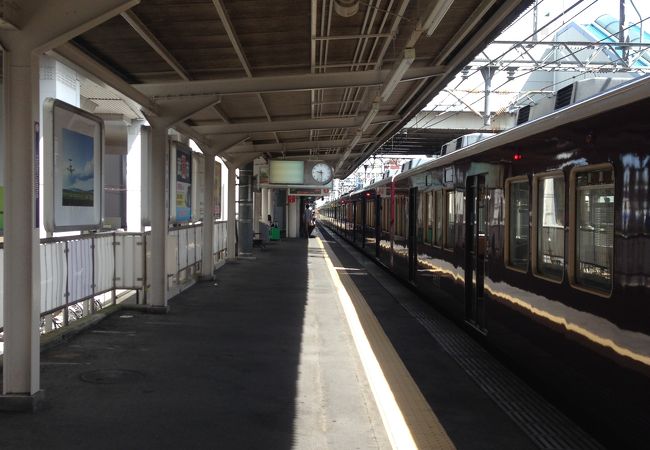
43 98 104 232
169 141 193 224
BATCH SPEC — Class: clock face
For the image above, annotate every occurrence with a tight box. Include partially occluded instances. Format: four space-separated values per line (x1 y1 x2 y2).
311 163 332 184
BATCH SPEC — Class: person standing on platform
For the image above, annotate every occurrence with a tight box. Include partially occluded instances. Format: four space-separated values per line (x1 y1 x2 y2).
307 207 316 237
302 203 312 238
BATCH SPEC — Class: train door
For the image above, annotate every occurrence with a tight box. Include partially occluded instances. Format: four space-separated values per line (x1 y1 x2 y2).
351 201 356 242
408 187 418 283
375 196 381 257
361 197 367 248
465 175 487 331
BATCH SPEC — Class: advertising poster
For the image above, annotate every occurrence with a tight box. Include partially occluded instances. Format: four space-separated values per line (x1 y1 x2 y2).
62 128 94 207
214 161 222 219
175 144 192 222
43 99 103 232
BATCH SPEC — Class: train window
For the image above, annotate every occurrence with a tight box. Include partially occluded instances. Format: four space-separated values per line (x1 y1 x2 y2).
354 201 359 226
424 192 433 244
506 177 530 271
570 166 614 295
395 196 402 236
455 191 465 243
434 190 443 246
534 174 565 281
366 200 373 228
397 195 408 236
385 197 390 233
444 190 455 249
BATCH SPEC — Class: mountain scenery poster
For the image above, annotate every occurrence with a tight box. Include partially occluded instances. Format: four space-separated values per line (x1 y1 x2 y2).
62 128 94 207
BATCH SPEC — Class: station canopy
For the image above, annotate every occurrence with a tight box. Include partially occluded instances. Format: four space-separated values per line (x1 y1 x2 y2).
57 0 533 178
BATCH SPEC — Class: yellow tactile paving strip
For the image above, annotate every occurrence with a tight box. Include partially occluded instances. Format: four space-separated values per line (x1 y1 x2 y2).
317 236 456 450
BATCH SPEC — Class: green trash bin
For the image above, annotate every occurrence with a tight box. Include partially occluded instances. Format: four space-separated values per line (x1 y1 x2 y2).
269 227 280 241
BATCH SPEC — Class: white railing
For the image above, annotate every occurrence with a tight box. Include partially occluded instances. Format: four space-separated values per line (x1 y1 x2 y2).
0 220 228 329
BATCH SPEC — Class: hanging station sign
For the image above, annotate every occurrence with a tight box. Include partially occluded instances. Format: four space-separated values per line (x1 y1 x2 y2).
263 160 333 187
288 187 330 196
43 99 104 232
269 160 304 184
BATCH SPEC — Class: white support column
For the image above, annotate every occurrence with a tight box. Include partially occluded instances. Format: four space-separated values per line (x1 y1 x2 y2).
226 166 237 259
252 191 260 235
148 123 169 308
201 153 215 278
288 199 298 238
261 187 268 223
0 0 146 411
0 47 43 409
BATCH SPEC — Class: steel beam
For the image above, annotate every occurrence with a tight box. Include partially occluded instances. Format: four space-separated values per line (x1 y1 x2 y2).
133 66 446 98
15 0 140 54
54 42 159 115
120 9 231 123
313 33 393 41
227 137 375 154
211 0 274 138
121 10 190 81
195 114 400 135
359 0 525 178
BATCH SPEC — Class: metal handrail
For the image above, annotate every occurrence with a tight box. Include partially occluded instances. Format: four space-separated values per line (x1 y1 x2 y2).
0 221 229 332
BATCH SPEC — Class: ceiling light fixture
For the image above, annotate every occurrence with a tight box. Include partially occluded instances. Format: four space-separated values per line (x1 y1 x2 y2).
423 0 455 37
380 48 415 102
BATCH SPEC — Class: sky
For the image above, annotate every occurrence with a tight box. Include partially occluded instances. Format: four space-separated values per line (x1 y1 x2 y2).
62 128 94 192
422 0 650 113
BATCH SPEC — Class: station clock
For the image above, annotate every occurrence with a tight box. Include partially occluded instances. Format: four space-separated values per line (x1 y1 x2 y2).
311 162 333 184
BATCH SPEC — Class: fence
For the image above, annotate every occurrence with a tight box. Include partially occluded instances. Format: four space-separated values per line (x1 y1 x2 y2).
0 220 228 329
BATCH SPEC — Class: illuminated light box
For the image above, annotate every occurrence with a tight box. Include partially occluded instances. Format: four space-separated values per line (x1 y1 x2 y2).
269 160 304 184
43 99 104 232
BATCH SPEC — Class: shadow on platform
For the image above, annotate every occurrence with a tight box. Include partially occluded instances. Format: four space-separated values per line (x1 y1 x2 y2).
0 239 310 449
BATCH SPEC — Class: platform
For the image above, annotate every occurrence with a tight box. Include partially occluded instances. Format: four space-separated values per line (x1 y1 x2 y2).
0 229 601 449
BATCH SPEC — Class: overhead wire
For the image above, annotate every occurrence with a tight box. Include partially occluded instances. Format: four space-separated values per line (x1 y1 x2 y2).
412 0 597 129
410 0 650 132
419 15 650 131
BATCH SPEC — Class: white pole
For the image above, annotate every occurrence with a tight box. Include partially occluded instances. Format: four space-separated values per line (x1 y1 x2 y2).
2 48 42 401
201 153 215 278
148 123 169 307
226 166 237 259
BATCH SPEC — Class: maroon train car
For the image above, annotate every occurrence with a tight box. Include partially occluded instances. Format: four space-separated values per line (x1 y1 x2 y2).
319 76 650 449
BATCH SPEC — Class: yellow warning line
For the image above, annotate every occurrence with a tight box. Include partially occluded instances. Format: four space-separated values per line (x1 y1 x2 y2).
316 236 455 450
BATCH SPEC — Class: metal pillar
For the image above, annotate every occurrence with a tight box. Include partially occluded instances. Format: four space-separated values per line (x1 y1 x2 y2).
288 197 299 238
261 187 268 223
201 153 216 278
253 190 261 235
226 167 237 259
1 46 42 404
237 162 254 256
480 66 497 127
0 0 140 410
148 124 169 308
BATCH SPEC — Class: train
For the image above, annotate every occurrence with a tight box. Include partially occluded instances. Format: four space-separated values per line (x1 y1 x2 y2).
318 75 650 449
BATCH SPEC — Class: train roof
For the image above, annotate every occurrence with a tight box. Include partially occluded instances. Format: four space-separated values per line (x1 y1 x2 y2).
326 74 650 203
394 74 650 181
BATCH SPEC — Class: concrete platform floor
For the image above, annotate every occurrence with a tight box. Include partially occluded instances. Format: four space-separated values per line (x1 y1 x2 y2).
0 236 392 449
0 228 577 449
